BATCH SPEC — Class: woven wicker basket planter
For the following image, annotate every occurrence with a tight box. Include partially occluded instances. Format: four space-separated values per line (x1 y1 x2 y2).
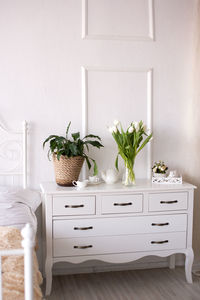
53 154 84 186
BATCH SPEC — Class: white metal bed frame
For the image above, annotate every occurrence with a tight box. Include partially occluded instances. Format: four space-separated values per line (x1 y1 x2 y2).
0 120 28 188
0 224 35 300
0 120 35 300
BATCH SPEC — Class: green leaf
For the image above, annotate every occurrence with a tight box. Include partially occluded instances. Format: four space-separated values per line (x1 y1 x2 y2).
69 143 78 156
77 139 84 155
136 133 153 154
49 139 57 153
72 132 80 141
83 134 102 141
115 155 119 171
84 155 91 170
57 152 62 161
66 121 71 138
43 135 59 148
85 156 98 175
84 140 104 148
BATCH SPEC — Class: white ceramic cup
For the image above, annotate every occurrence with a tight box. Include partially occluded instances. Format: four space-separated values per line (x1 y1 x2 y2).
72 180 88 188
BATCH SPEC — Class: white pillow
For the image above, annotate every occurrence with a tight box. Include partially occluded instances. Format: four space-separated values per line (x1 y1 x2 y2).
0 186 41 212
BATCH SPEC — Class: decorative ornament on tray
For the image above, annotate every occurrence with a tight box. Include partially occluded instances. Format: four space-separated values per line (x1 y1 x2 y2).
152 161 168 177
152 161 182 184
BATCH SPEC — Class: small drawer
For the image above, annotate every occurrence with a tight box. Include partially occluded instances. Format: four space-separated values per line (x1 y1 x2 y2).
148 192 188 212
101 194 143 214
53 232 186 257
52 196 95 216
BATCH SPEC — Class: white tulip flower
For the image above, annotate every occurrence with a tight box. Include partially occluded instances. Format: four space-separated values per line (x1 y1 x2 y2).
113 120 119 126
108 126 113 133
128 126 134 133
143 124 147 132
109 126 117 133
133 121 139 131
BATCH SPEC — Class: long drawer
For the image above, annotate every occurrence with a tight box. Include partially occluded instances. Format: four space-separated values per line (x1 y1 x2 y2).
53 196 95 216
148 192 188 212
53 214 187 238
101 194 143 214
53 232 186 257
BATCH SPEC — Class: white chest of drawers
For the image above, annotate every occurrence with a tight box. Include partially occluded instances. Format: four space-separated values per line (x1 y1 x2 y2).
40 180 196 296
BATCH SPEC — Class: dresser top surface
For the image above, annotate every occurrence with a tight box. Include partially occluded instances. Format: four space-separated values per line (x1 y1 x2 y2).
40 180 196 194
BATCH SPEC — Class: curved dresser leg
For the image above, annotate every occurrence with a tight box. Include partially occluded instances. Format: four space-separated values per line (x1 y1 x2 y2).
185 248 194 284
169 254 176 269
45 259 53 296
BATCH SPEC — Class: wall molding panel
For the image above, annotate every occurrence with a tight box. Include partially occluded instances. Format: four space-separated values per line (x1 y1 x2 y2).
81 66 153 179
82 0 154 41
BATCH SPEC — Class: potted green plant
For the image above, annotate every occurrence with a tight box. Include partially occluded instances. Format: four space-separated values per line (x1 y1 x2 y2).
43 122 103 186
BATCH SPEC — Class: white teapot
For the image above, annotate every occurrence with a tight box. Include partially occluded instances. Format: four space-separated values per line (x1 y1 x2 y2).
101 169 119 184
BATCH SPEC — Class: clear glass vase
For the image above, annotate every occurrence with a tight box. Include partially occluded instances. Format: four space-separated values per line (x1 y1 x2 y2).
122 164 135 186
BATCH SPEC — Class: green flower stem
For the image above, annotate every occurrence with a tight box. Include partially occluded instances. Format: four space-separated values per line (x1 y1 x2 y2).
124 160 135 185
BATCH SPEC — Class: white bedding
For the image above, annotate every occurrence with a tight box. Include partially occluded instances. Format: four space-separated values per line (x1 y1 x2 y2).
0 187 41 233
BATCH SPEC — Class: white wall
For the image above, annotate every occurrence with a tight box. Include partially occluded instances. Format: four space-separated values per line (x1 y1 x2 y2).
0 0 198 267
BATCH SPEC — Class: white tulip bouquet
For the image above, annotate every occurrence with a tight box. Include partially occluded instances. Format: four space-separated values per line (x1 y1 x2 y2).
109 120 153 185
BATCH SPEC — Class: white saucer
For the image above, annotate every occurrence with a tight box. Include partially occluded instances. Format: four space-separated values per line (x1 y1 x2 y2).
88 180 103 185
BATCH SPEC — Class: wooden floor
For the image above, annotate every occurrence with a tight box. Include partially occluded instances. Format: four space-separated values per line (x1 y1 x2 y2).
45 268 200 300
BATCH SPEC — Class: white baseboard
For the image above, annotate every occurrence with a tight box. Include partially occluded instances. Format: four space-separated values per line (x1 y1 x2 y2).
52 255 185 276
